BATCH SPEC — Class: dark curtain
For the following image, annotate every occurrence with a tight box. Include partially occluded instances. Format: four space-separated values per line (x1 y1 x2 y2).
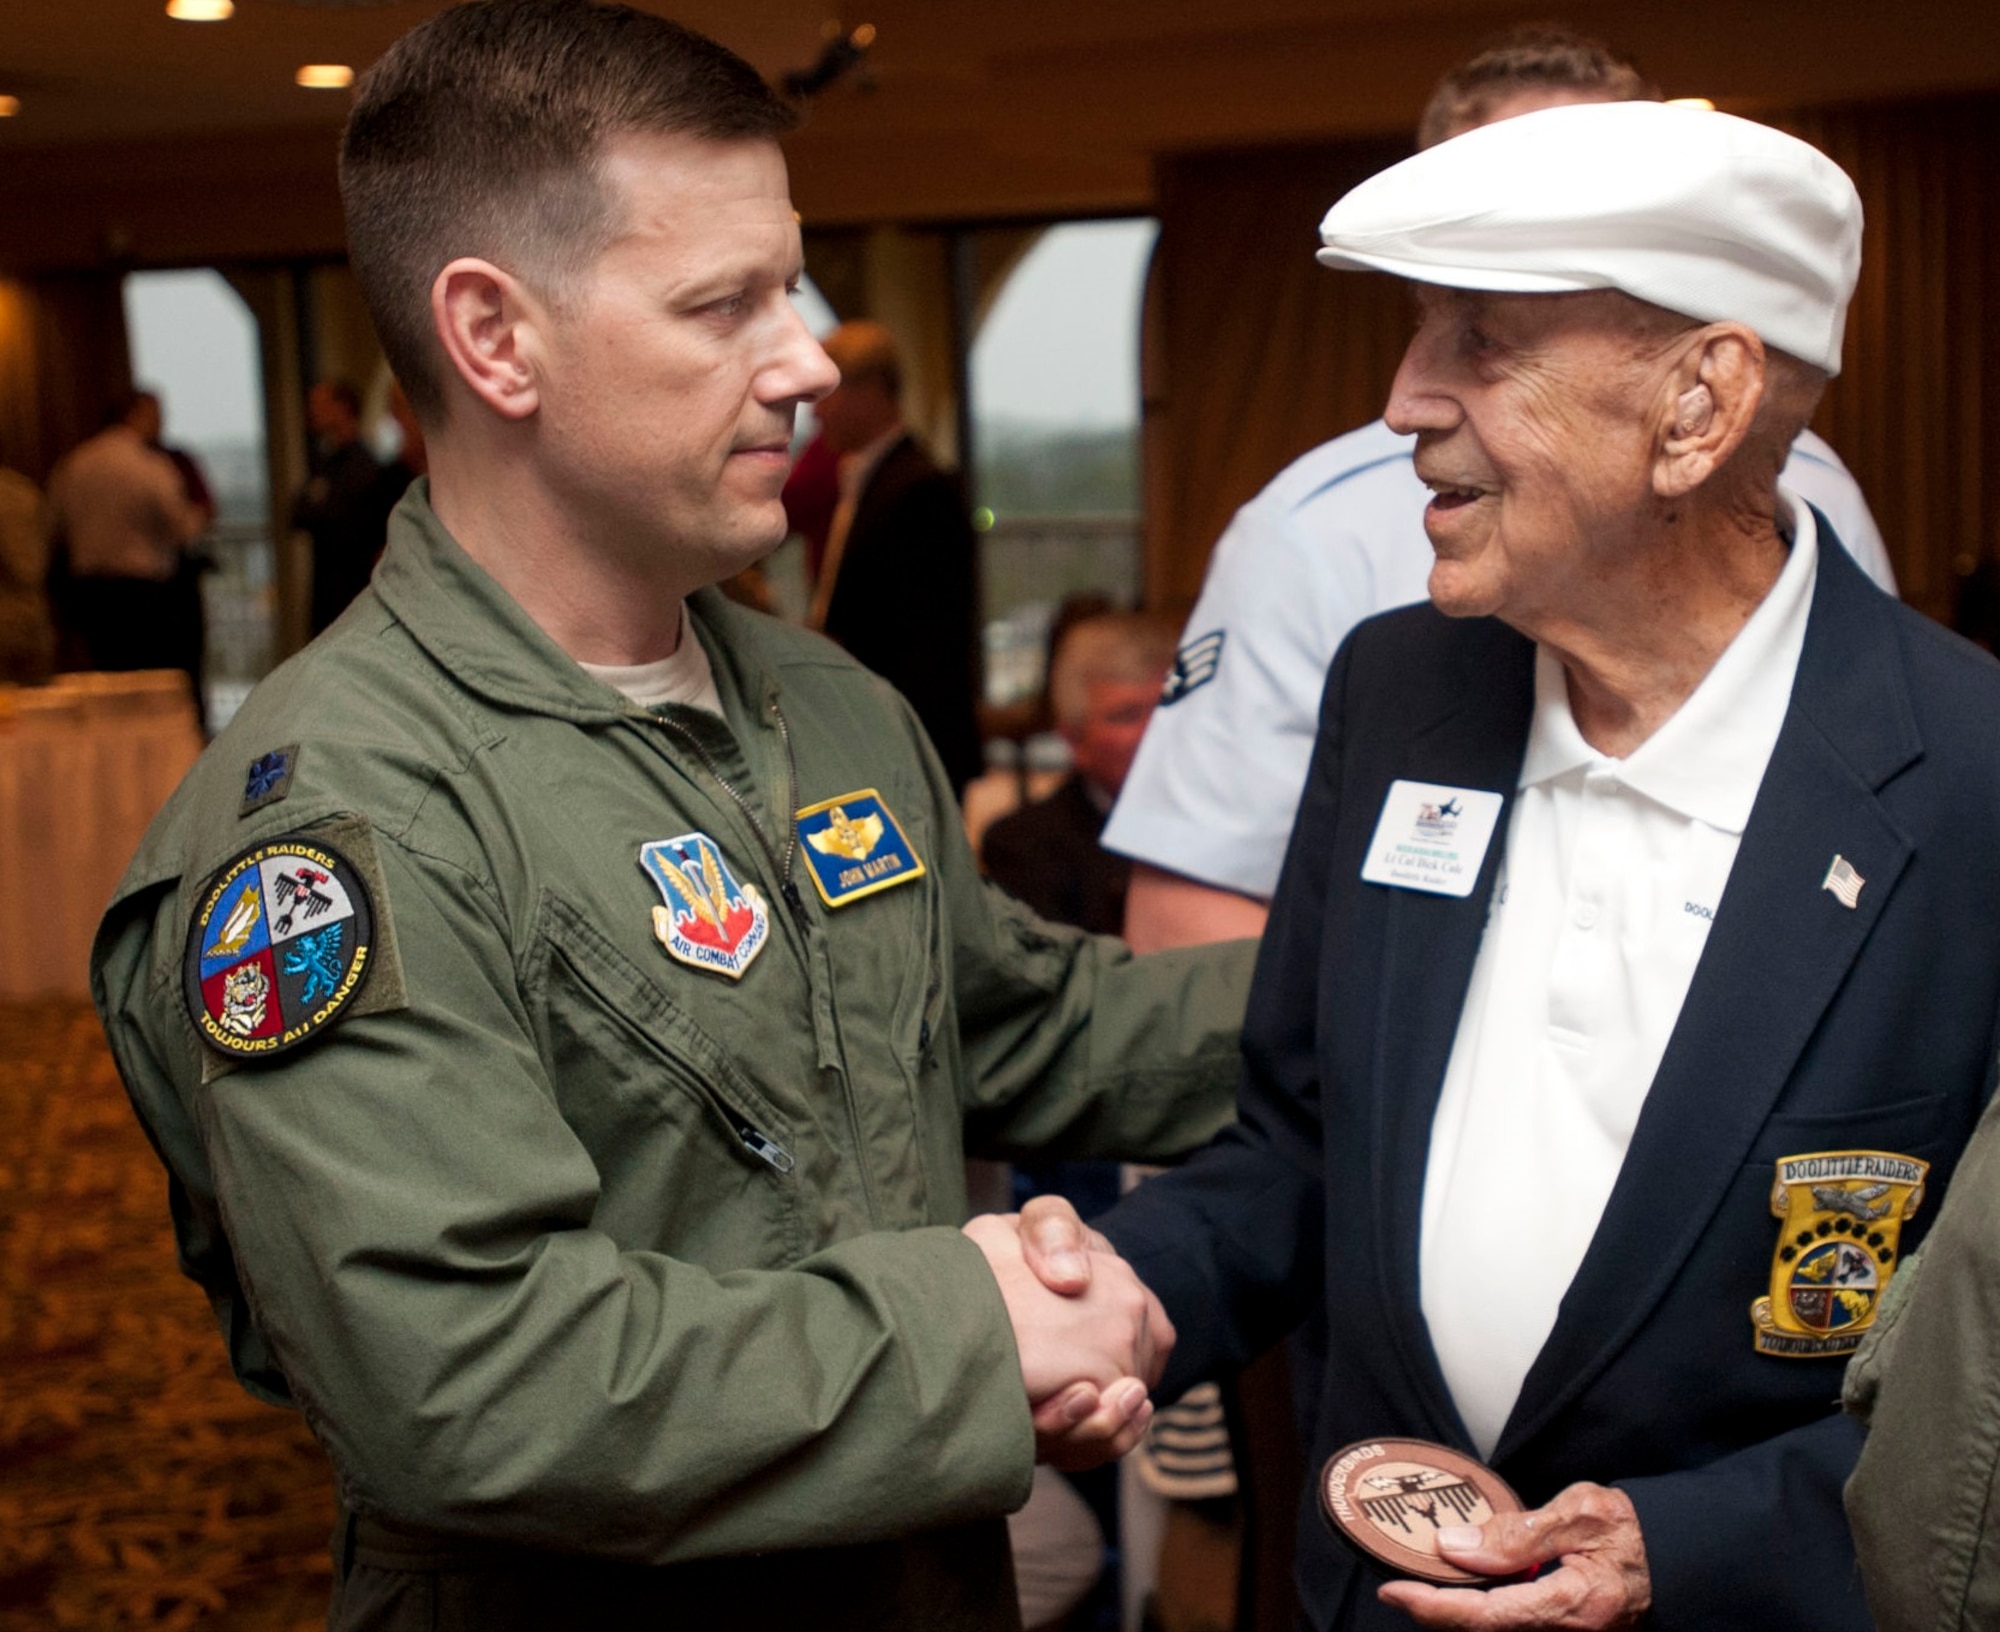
1142 137 1409 615
1775 93 2000 626
0 271 133 485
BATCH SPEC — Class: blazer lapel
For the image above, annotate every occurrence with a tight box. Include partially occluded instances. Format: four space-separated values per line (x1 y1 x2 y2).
1369 617 1535 1441
1497 542 1923 1460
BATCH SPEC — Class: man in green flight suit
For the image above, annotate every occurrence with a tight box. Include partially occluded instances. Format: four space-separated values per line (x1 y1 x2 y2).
89 4 1253 1627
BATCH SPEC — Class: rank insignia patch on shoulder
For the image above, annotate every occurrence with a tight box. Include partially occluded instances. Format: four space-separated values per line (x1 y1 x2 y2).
1751 1149 1929 1357
796 789 925 908
183 836 375 1060
641 832 770 979
1159 630 1224 705
240 746 299 816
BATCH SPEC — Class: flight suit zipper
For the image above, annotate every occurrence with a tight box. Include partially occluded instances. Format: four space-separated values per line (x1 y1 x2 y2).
551 932 797 1178
648 698 886 1228
733 1119 796 1174
650 708 805 926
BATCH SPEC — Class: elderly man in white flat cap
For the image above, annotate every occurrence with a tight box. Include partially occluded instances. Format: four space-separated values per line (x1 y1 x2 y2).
1008 101 2000 1630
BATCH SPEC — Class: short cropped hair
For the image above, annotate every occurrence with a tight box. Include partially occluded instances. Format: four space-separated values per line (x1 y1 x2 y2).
1416 25 1659 151
1049 613 1178 731
339 0 796 421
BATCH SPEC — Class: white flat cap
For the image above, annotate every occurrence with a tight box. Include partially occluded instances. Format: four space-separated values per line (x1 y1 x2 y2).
1316 101 1862 375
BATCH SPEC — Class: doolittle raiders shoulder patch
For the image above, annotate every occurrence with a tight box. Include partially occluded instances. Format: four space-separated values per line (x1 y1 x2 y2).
184 835 376 1060
1751 1149 1929 1357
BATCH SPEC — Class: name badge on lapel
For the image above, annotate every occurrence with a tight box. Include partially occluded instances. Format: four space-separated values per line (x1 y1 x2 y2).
1359 780 1506 899
1751 1150 1929 1358
796 789 925 908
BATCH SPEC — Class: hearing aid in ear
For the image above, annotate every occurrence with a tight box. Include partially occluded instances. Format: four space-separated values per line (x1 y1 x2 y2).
1674 385 1713 437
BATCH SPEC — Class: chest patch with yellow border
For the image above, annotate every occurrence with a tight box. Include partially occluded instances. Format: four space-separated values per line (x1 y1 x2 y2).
183 836 375 1060
795 789 925 908
1751 1149 1929 1357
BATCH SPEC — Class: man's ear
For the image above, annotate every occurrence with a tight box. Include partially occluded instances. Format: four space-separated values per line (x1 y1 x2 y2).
1654 325 1765 499
431 258 548 422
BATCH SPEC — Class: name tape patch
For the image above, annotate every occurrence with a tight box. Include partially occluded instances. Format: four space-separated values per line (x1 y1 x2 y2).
796 789 925 908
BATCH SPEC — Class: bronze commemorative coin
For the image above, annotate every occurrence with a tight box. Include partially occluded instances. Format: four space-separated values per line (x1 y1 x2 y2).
1317 1437 1526 1586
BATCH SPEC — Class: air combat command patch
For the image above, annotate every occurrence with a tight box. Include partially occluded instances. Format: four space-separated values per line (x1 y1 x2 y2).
641 832 770 979
183 836 376 1059
1751 1149 1929 1357
795 789 925 908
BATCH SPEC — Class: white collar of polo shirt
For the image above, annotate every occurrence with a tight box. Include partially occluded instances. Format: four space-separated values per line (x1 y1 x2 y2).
1515 493 1820 835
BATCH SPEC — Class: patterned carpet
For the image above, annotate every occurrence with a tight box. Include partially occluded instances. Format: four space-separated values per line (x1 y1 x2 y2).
0 1004 335 1631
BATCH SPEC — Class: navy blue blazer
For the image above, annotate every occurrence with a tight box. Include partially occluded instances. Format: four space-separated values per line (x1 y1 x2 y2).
1104 534 2000 1631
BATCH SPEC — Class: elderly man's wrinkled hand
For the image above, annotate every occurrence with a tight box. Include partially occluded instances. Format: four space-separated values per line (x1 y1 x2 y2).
1375 1482 1651 1630
1013 1193 1118 1296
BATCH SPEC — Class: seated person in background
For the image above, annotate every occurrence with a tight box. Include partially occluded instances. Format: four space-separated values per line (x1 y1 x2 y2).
981 610 1177 1632
983 611 1176 936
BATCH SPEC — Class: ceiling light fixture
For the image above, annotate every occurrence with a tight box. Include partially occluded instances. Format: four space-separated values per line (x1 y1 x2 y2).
0 96 18 117
781 20 877 102
166 0 236 19
295 64 355 89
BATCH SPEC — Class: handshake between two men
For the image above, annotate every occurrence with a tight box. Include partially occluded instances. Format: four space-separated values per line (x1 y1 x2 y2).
963 1196 1171 1472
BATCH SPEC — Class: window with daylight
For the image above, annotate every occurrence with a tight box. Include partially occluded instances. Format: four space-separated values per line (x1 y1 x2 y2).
123 269 271 732
967 218 1157 707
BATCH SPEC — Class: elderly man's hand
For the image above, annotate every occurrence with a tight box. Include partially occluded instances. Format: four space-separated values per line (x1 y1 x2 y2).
963 1210 1170 1471
1014 1193 1117 1295
1376 1482 1651 1630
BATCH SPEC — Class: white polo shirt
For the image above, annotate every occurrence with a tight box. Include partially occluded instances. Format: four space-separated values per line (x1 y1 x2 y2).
1418 498 1820 1457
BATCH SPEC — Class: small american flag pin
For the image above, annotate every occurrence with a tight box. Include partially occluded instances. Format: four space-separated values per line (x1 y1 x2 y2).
1822 855 1865 909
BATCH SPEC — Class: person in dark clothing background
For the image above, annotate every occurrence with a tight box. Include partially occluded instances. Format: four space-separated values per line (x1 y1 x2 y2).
809 319 985 794
295 378 383 633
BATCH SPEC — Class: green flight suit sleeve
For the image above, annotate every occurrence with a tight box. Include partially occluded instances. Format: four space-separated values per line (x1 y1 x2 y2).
1845 1084 2000 1632
96 823 1036 1564
913 728 1256 1165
